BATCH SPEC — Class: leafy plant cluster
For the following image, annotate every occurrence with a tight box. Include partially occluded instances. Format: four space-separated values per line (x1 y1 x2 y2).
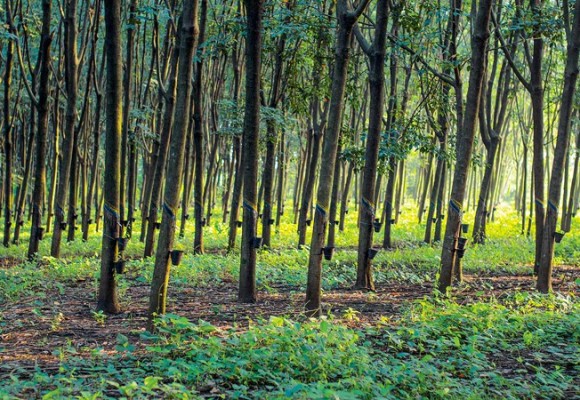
1 294 577 399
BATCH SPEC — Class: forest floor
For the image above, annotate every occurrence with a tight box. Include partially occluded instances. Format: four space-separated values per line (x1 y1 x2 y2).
1 259 577 369
1 209 579 398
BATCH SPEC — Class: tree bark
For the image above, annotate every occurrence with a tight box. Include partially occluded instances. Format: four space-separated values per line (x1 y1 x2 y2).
438 0 493 292
238 0 264 303
3 0 14 247
51 0 79 257
148 0 199 328
28 0 52 258
97 0 123 314
537 0 580 292
193 0 208 254
306 0 370 313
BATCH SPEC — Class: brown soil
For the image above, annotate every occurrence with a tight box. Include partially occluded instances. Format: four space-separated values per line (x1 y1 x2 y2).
0 261 577 375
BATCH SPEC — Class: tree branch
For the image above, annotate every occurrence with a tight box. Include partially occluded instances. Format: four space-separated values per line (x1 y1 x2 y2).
350 0 372 19
491 11 532 92
387 34 456 87
353 22 371 55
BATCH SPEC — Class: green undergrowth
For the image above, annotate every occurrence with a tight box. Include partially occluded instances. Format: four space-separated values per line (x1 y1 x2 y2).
1 293 577 399
2 212 579 303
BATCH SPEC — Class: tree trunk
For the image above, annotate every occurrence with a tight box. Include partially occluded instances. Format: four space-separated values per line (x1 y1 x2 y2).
51 0 79 257
193 0 208 254
275 132 286 226
529 0 546 274
438 0 493 292
261 15 288 247
537 0 580 292
298 127 322 247
13 106 35 244
3 0 14 247
563 125 580 232
306 0 369 314
144 46 179 257
417 141 435 223
148 0 199 327
425 145 445 244
124 0 138 238
339 162 354 231
382 158 397 245
28 0 52 258
46 92 61 234
327 144 342 248
97 0 124 314
238 0 264 303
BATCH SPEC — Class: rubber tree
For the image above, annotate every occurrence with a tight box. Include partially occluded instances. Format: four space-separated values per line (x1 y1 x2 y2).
563 123 580 232
140 1 178 243
495 0 546 273
28 0 52 259
123 0 138 238
51 0 79 257
143 41 180 258
537 0 580 292
381 15 400 251
84 12 104 242
193 0 208 254
238 0 264 303
472 13 514 244
438 0 494 292
11 20 41 245
148 0 199 328
305 0 370 315
3 0 15 247
353 0 389 290
261 1 291 248
227 21 244 252
297 2 332 248
97 0 124 314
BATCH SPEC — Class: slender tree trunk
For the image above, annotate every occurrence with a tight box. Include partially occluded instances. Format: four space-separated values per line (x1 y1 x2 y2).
529 0 546 274
473 138 498 243
433 164 447 242
51 0 79 257
327 144 342 248
339 162 354 231
144 47 179 257
13 107 35 244
537 0 580 292
238 0 264 303
193 0 208 254
262 120 277 247
124 0 138 238
28 0 52 258
382 158 397 249
86 82 103 241
298 126 322 247
46 94 61 233
97 0 123 314
275 132 286 226
563 126 580 231
228 137 243 251
179 127 194 238
148 0 199 327
425 147 445 243
394 159 405 222
306 0 369 313
261 14 288 247
3 0 14 247
417 142 435 223
521 143 528 233
438 0 493 292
